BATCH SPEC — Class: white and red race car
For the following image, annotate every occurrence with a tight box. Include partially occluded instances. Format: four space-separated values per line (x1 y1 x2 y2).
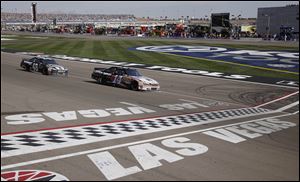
91 66 160 91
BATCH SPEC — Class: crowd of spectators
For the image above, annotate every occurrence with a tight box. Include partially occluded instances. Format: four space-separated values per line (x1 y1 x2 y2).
1 12 263 39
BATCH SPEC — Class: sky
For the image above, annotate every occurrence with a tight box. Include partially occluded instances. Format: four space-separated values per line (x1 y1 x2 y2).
1 1 299 19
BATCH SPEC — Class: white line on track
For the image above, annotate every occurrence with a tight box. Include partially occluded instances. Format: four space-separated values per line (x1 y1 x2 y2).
1 107 270 158
3 52 299 90
276 101 299 112
255 91 299 108
50 55 300 90
1 112 295 171
1 86 298 169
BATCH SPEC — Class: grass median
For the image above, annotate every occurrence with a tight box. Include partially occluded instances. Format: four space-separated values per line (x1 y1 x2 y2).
2 35 299 80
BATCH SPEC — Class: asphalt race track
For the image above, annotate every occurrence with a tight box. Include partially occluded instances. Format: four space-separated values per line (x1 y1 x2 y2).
1 52 299 181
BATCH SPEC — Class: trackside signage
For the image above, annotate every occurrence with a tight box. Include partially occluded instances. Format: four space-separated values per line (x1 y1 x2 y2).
134 45 299 73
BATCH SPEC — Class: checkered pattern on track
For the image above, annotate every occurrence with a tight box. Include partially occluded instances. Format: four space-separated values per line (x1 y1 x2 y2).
1 107 270 158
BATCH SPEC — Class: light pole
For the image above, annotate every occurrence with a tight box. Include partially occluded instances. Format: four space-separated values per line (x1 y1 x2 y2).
206 9 213 37
232 14 241 39
205 15 212 36
263 14 271 40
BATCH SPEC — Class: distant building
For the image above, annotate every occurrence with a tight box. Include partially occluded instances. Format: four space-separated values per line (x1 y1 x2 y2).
256 5 299 38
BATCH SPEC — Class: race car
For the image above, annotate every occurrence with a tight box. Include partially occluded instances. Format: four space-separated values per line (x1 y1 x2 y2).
20 57 68 76
91 66 160 91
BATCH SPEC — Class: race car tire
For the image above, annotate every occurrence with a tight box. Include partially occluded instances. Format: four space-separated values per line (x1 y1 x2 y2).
130 81 139 91
97 76 104 84
42 68 49 75
25 65 30 72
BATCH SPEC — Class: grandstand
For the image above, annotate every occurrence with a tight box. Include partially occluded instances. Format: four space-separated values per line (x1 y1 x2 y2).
1 12 136 23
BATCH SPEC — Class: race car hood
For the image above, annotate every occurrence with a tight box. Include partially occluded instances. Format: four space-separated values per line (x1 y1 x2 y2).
47 64 68 71
132 76 159 85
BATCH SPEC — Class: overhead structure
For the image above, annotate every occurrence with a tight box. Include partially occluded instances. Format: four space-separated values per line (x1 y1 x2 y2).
31 2 37 23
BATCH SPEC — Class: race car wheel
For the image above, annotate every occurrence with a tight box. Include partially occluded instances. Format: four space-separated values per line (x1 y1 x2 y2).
42 68 49 75
25 66 30 72
97 77 104 84
130 81 139 91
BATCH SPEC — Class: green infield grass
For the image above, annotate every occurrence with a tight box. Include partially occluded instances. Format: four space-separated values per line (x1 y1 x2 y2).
1 34 299 80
